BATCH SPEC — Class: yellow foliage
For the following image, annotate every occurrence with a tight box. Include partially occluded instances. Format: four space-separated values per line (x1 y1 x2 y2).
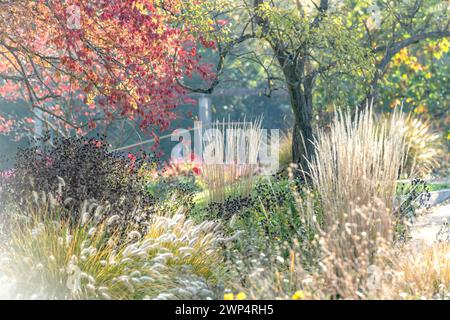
414 105 427 114
441 38 449 53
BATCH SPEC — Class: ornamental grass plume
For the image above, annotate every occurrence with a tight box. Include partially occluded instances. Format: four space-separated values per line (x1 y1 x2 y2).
278 131 293 170
231 107 411 300
400 115 445 177
304 107 408 298
388 242 450 299
0 194 225 300
228 197 398 300
307 107 407 235
312 199 396 299
202 119 263 204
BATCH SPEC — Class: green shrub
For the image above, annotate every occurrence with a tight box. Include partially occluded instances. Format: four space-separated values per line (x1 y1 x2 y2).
146 174 201 217
394 178 431 241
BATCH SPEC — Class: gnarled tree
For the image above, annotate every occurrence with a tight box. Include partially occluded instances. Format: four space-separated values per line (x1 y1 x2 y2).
182 0 449 168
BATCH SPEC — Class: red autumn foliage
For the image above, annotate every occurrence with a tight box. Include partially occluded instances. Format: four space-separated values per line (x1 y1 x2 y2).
0 0 215 135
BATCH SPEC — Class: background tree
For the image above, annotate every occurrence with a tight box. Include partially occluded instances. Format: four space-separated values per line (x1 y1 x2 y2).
1 0 448 168
184 0 449 167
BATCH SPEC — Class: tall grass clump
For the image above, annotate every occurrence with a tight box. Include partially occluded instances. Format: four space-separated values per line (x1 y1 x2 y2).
401 115 445 177
234 229 450 300
0 194 225 300
227 184 397 299
202 119 262 204
294 107 409 298
278 131 293 170
308 107 408 229
389 242 450 299
312 199 396 299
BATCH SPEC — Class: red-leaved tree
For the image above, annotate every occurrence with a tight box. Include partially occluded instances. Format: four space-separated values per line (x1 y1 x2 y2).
0 0 216 139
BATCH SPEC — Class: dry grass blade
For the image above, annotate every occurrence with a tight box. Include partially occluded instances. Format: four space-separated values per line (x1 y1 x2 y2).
401 115 445 177
308 107 408 230
203 118 263 203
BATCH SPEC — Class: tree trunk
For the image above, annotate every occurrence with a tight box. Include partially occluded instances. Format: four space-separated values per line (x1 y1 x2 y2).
288 80 315 171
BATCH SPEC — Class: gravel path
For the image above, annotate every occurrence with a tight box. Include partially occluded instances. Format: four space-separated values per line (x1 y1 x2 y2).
410 201 450 245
